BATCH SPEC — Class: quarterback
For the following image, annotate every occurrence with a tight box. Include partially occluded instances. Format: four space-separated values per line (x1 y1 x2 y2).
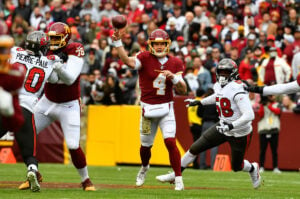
112 28 187 190
156 58 262 189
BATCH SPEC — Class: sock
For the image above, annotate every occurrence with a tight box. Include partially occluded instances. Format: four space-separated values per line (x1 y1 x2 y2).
28 164 38 171
77 167 89 182
140 146 151 167
181 150 197 168
164 138 181 176
69 147 89 181
242 160 252 172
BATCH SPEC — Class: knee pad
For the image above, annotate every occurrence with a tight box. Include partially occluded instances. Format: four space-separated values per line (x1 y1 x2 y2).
66 138 79 150
140 134 154 147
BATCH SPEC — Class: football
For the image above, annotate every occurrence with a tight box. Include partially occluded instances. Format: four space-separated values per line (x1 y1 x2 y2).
111 15 127 29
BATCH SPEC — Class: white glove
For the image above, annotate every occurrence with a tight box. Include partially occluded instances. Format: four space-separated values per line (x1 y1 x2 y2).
0 87 14 117
216 120 233 134
184 98 202 107
53 62 64 71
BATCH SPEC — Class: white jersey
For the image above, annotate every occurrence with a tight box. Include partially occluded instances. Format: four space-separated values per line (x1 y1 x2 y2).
10 46 60 112
212 81 254 137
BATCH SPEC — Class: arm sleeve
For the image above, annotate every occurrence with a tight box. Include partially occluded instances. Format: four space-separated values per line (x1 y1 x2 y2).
263 81 300 96
232 93 255 128
201 93 216 105
56 55 83 85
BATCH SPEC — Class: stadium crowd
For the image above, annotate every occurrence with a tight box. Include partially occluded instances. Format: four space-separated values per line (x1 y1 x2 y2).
1 0 300 108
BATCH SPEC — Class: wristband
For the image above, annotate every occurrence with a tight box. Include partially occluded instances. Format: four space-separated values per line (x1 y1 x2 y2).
113 40 123 47
172 75 180 85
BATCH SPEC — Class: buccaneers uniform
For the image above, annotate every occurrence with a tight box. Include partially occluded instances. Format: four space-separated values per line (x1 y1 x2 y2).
33 22 95 191
11 31 61 192
156 58 262 189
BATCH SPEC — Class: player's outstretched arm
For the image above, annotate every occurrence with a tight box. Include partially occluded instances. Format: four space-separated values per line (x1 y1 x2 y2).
112 30 136 69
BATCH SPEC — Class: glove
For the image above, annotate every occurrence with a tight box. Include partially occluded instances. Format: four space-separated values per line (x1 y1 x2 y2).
216 121 233 134
0 87 14 117
244 84 264 94
53 62 64 71
184 98 202 107
56 52 68 62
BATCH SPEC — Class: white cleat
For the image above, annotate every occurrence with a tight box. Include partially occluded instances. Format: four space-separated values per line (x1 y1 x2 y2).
27 169 40 192
136 165 149 186
174 176 184 191
249 162 262 189
156 172 175 184
273 167 282 174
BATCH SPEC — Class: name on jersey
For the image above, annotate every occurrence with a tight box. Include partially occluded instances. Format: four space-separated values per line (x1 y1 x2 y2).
16 53 48 68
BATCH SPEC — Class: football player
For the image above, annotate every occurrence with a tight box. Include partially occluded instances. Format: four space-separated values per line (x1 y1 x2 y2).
11 31 61 192
156 58 262 189
32 22 95 191
112 29 187 190
0 34 25 137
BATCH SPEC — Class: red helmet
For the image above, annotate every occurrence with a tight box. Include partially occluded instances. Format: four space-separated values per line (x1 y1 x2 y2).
48 22 71 51
148 29 171 57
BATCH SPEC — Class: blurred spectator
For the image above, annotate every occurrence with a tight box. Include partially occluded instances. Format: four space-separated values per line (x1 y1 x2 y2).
82 48 102 74
230 46 240 66
204 46 221 83
67 0 82 19
157 0 174 28
281 94 296 112
127 0 143 24
11 14 29 34
136 32 147 52
102 46 123 76
231 25 247 57
119 67 138 105
184 67 201 96
79 0 99 22
44 9 54 26
13 0 31 22
186 88 205 169
37 0 51 16
240 33 257 59
266 34 282 57
292 51 300 81
220 14 234 43
259 47 291 86
84 20 100 44
166 19 180 42
98 0 119 21
198 88 219 169
29 6 43 30
182 11 196 44
100 74 123 105
258 12 271 34
282 8 298 31
239 48 257 82
51 0 67 23
257 95 282 174
122 33 140 56
12 25 26 46
196 35 209 61
90 69 105 104
283 26 300 66
208 13 222 40
166 4 185 32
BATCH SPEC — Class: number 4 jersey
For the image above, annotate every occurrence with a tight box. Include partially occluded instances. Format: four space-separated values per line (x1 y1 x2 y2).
10 46 60 112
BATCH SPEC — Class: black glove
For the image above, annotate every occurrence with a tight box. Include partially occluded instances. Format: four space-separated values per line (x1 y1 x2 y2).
56 51 68 62
243 82 264 94
184 99 202 107
216 121 234 134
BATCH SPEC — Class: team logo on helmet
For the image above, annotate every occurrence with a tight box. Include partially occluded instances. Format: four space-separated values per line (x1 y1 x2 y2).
48 22 71 51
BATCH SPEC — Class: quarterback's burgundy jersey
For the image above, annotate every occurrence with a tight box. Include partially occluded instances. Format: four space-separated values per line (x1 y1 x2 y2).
137 51 184 104
0 63 26 132
44 42 84 103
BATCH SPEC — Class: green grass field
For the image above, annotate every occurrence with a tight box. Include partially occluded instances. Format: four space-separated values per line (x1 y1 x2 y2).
0 163 299 199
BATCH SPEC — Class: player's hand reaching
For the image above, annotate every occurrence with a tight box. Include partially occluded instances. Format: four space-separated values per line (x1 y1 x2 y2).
216 120 233 134
184 98 202 107
243 82 264 94
112 29 126 41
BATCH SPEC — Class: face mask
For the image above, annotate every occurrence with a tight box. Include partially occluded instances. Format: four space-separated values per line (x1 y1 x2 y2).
270 51 277 58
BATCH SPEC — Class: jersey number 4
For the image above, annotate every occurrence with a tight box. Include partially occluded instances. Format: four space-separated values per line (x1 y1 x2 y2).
153 73 166 95
216 97 234 117
19 63 45 93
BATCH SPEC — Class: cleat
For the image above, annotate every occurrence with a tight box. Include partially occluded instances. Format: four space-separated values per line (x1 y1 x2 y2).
249 162 262 189
81 178 96 191
259 167 264 173
27 169 40 192
136 165 149 186
19 170 42 190
273 168 282 174
174 176 184 191
156 172 175 184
